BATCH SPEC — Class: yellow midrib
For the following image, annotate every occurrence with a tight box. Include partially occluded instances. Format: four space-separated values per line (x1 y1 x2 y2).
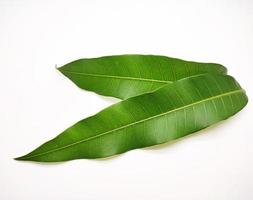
60 70 171 84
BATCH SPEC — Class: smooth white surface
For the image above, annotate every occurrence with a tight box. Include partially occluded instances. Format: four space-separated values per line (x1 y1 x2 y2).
1 0 253 199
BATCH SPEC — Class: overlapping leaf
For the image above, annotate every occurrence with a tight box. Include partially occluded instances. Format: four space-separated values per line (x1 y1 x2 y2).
58 55 227 99
16 74 247 162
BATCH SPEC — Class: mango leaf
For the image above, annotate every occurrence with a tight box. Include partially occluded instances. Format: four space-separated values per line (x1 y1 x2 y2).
15 74 247 162
58 55 227 99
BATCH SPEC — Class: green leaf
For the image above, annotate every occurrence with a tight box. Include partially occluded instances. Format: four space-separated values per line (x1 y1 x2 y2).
58 54 227 99
15 74 247 162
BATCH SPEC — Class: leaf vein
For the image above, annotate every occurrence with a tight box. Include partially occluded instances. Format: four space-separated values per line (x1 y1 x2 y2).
60 70 170 84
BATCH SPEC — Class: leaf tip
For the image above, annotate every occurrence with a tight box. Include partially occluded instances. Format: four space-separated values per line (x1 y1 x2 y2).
14 157 22 161
14 155 28 161
55 64 62 71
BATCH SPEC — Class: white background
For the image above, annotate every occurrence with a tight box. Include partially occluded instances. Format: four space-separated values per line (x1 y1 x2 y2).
1 0 253 199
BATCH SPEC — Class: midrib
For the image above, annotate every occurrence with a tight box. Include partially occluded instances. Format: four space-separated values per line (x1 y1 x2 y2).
24 89 243 159
60 70 171 84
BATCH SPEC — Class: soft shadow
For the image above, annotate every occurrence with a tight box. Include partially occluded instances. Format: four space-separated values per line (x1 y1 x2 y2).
93 154 122 161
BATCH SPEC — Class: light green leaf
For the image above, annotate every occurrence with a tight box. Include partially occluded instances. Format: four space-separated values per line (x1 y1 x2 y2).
58 55 227 99
15 74 247 162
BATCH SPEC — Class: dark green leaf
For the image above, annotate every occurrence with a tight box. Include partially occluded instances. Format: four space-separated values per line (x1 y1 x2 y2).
15 74 247 162
58 55 227 99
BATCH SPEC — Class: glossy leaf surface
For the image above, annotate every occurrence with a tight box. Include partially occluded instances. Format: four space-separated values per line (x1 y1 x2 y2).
16 74 247 162
58 55 227 99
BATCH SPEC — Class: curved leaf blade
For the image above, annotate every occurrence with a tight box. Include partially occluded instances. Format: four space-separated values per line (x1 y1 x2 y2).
15 74 247 162
58 54 227 99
